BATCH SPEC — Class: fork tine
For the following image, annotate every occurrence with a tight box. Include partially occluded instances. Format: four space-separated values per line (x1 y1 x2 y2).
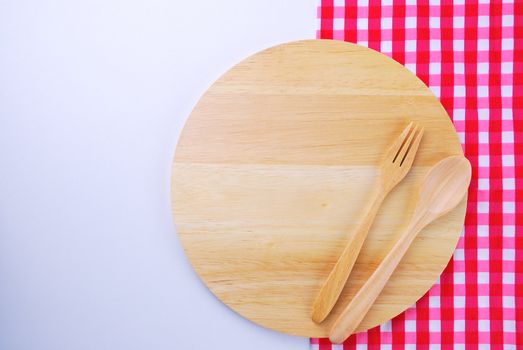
400 127 424 167
387 122 415 162
394 124 419 164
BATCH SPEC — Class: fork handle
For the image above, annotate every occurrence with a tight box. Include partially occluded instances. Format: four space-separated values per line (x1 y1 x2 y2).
328 219 425 343
311 188 386 323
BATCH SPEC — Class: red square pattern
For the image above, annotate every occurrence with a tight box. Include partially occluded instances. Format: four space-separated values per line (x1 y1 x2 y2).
312 0 522 349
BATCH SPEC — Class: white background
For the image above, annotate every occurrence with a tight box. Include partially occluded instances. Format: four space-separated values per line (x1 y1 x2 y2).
0 1 316 349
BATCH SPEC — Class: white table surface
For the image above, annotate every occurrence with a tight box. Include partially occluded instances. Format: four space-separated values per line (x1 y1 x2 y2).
0 1 316 349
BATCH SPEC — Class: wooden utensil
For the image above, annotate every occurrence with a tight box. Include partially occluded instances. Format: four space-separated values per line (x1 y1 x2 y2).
311 122 424 323
329 156 472 343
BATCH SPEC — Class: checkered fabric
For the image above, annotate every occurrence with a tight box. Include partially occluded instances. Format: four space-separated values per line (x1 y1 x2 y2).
312 0 522 349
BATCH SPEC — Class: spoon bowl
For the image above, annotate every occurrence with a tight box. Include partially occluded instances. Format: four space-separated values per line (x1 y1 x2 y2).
409 156 472 234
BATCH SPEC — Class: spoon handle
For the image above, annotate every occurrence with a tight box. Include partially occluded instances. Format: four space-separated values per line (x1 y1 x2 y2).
329 220 425 344
312 189 386 323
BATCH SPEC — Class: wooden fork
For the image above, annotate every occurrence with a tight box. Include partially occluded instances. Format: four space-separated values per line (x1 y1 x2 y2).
311 122 424 323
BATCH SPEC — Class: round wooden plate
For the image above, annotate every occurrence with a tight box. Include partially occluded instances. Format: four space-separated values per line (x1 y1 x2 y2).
171 40 465 337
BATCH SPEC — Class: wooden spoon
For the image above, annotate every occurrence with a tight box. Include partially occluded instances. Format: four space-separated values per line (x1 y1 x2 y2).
329 155 471 344
312 122 424 323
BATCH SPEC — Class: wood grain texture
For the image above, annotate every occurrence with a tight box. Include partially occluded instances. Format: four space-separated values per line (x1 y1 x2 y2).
171 40 466 337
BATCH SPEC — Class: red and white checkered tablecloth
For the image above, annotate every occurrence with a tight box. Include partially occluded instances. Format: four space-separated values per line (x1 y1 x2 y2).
312 0 522 349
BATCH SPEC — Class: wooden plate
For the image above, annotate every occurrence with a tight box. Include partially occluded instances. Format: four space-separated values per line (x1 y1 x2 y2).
171 40 465 337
